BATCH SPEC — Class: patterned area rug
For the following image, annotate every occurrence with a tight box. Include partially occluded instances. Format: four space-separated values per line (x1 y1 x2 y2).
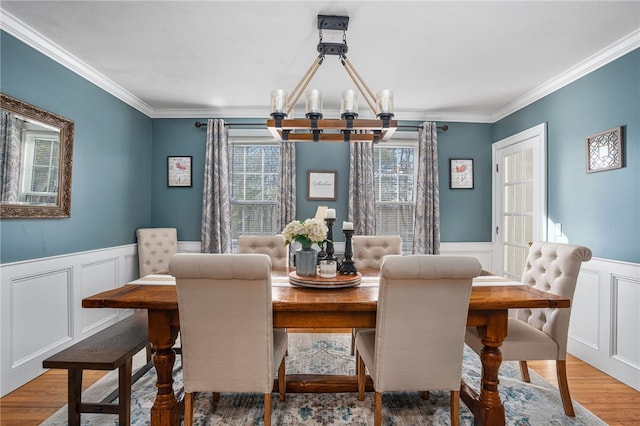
42 333 605 425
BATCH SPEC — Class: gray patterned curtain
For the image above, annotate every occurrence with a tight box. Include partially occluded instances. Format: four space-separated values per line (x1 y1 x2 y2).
277 141 296 230
0 111 22 203
413 122 440 254
348 141 375 235
201 119 232 253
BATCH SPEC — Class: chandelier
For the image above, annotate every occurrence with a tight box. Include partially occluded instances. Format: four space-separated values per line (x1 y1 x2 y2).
267 15 397 143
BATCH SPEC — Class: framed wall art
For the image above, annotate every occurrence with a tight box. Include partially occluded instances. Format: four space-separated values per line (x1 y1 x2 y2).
307 170 337 200
450 158 474 189
586 126 623 173
167 156 192 187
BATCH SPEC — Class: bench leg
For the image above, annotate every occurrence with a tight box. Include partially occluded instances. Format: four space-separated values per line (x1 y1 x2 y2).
68 369 82 426
118 357 134 426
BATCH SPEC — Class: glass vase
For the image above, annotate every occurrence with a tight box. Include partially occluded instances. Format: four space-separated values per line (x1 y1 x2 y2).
296 245 317 276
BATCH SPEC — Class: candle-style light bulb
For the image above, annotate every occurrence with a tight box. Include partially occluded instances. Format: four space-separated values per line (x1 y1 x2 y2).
271 89 287 114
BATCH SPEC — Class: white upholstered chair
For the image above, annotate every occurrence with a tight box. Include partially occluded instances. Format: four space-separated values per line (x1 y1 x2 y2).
356 255 481 426
352 235 402 270
465 241 592 417
238 234 289 268
350 235 402 355
136 228 178 277
169 253 287 426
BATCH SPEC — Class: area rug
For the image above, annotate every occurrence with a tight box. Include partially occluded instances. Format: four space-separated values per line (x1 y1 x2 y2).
42 333 606 425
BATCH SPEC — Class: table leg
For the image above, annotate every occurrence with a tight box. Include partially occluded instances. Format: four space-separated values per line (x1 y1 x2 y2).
460 310 507 426
147 310 181 426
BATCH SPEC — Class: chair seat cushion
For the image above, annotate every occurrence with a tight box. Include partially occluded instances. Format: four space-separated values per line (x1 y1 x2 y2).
273 328 288 375
354 329 376 377
465 318 560 361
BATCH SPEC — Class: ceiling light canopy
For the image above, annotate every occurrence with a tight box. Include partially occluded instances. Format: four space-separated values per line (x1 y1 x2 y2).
267 15 397 143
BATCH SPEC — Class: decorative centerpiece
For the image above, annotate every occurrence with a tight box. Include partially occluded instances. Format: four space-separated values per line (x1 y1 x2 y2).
282 218 328 276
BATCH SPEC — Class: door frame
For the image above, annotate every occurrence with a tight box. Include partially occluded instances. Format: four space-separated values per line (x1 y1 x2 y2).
491 122 548 275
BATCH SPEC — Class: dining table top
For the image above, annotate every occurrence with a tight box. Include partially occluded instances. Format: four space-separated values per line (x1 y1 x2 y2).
81 269 570 312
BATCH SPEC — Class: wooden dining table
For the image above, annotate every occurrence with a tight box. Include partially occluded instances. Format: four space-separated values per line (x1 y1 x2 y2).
82 269 570 426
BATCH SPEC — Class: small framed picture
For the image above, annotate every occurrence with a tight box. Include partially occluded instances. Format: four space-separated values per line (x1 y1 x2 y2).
586 126 623 173
450 158 474 189
307 170 337 200
167 156 192 187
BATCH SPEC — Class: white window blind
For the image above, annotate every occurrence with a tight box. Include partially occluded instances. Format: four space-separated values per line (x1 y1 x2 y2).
20 132 59 204
229 141 280 248
373 143 417 254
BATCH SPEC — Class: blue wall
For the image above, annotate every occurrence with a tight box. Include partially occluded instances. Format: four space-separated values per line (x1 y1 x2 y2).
0 32 153 263
494 49 639 263
2 32 637 263
149 120 493 244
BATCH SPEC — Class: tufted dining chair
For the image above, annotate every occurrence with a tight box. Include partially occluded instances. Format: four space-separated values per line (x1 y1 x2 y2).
238 234 290 268
352 235 403 270
170 253 287 426
350 235 402 355
465 241 592 416
135 228 178 277
356 255 482 426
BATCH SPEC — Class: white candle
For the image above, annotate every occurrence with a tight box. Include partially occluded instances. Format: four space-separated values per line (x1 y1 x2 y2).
342 221 354 230
325 208 336 219
319 260 337 278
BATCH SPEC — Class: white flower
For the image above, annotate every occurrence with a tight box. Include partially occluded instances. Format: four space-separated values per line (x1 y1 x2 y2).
282 218 328 248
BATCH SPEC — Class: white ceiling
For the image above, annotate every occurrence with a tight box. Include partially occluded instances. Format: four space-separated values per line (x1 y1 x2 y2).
1 1 639 122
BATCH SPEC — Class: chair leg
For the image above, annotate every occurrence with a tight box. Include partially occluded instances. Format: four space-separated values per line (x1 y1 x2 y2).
421 391 430 400
519 360 531 382
278 357 286 401
357 355 366 400
450 390 460 426
556 360 576 417
374 391 383 426
264 393 272 426
184 392 193 426
212 392 220 403
350 329 356 355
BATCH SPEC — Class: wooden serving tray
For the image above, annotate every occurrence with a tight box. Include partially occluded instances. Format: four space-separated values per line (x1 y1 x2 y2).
288 271 361 289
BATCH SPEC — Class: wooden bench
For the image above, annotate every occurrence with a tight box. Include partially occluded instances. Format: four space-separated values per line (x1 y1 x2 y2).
42 311 154 426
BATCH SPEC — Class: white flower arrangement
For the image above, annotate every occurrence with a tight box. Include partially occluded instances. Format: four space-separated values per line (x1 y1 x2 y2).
282 218 328 248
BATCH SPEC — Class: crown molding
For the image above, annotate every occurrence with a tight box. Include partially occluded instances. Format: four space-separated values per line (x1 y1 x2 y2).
0 10 155 117
3 8 637 123
492 28 640 122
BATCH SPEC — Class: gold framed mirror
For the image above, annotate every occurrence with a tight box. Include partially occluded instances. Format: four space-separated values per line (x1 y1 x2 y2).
1 93 74 218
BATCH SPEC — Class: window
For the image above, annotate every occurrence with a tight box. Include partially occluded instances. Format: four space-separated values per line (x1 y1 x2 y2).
373 142 417 254
229 139 280 249
19 131 59 204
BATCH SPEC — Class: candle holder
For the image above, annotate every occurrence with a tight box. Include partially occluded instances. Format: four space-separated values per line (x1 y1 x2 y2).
324 218 337 262
338 229 358 275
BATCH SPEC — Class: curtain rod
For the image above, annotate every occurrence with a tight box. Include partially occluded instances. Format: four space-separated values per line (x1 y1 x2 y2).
194 121 448 131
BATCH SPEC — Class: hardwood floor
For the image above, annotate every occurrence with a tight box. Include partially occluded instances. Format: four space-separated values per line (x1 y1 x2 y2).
1 353 638 425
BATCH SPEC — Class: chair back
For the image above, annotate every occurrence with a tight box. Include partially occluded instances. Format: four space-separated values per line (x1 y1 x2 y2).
372 255 481 392
515 241 592 356
136 228 177 276
352 235 402 269
238 235 289 268
170 253 277 393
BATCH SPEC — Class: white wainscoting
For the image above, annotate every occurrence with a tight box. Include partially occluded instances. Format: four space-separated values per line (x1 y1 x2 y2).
1 242 638 396
0 241 197 396
568 257 640 391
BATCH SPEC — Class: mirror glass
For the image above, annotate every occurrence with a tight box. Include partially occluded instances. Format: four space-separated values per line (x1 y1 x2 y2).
1 93 74 218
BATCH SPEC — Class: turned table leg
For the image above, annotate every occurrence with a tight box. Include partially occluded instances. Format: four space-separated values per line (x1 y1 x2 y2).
461 310 507 426
148 310 181 426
